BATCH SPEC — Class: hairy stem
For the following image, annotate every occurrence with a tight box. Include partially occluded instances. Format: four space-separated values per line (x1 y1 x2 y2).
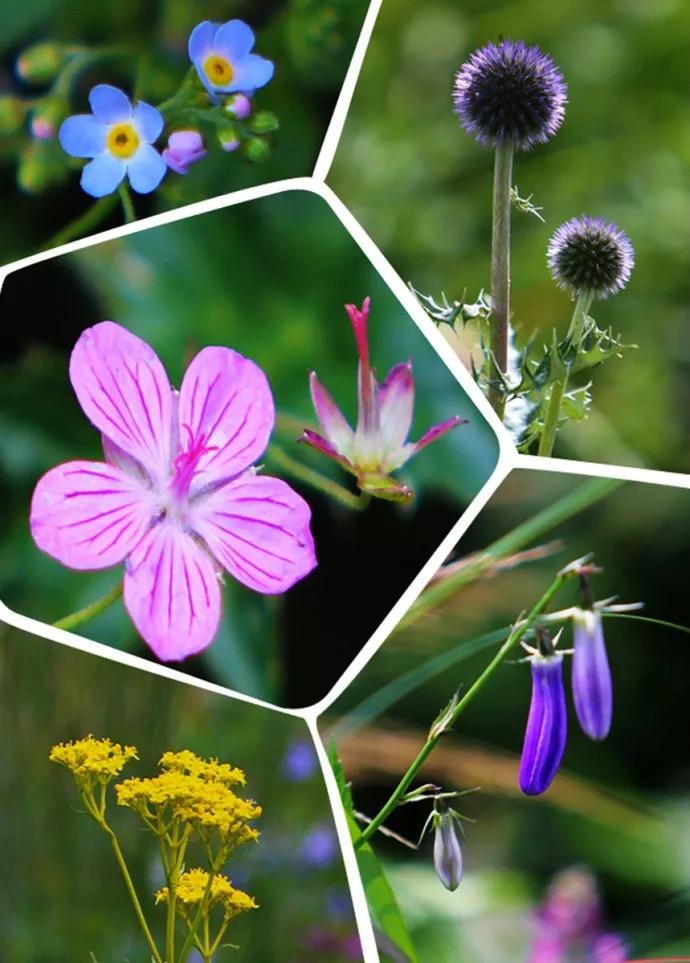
47 194 119 249
53 580 123 632
118 182 136 223
488 139 514 419
266 444 367 511
355 567 575 847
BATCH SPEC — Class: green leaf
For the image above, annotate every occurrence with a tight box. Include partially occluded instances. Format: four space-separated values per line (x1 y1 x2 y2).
347 812 419 963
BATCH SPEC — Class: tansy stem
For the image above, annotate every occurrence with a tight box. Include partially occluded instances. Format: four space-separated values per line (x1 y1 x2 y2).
355 566 577 848
47 194 119 250
537 292 593 458
53 580 123 632
266 444 368 511
398 476 623 632
488 139 514 419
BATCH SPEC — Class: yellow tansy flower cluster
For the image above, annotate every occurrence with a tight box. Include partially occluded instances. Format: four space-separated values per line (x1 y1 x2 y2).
156 868 258 921
116 750 261 851
49 735 138 789
159 749 246 787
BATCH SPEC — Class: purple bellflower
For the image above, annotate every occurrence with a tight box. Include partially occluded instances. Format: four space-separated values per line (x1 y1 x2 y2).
519 629 568 796
30 322 317 662
572 604 612 742
453 40 567 150
189 20 274 100
59 85 166 197
162 130 207 174
299 298 465 502
547 216 634 300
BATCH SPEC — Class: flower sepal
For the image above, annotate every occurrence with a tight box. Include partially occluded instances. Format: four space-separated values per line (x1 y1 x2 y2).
358 471 413 503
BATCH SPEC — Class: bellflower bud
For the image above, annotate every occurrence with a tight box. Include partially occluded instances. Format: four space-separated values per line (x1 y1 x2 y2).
432 802 463 892
571 605 612 742
519 630 567 796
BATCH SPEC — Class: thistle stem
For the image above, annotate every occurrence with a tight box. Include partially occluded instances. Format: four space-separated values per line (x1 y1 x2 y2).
266 444 368 510
489 139 514 419
53 580 123 632
354 567 576 847
537 292 593 458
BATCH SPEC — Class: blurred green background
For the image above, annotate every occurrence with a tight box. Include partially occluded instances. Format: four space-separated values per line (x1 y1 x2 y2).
0 623 362 962
0 0 368 263
328 0 690 471
325 469 690 961
0 190 499 708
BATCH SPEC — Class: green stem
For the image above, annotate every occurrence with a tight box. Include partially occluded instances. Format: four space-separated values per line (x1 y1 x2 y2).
488 139 514 420
355 566 574 848
266 444 367 511
104 824 163 963
177 850 219 963
53 580 123 632
538 292 593 458
398 476 623 632
119 182 136 223
47 194 119 249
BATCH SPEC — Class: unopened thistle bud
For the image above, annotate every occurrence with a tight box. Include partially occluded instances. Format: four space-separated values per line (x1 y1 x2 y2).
453 40 567 150
547 216 634 300
519 630 567 796
432 802 463 892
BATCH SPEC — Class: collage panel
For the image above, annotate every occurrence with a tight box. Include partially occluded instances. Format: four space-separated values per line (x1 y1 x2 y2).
0 0 369 262
0 620 364 962
328 0 690 470
0 187 500 708
324 468 690 961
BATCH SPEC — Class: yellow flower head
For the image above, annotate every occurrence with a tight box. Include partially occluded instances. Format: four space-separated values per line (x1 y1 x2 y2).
159 749 246 787
49 735 138 789
156 868 258 921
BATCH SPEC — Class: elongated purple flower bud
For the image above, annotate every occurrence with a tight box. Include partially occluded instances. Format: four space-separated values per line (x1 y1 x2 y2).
433 806 463 891
572 607 612 741
519 641 567 796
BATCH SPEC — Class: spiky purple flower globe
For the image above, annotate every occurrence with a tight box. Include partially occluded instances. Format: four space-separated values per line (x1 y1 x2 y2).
453 40 567 150
547 216 635 299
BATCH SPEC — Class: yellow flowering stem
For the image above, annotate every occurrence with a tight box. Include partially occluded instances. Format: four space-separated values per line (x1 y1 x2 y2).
176 857 219 963
165 823 192 963
102 821 163 963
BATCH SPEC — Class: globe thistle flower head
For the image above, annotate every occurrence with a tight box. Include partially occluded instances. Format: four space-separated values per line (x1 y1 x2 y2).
453 40 567 150
547 216 634 299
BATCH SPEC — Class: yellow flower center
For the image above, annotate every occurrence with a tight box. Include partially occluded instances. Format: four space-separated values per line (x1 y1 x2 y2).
106 123 140 159
203 54 234 86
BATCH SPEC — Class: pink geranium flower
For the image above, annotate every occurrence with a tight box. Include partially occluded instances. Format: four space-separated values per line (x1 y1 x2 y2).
299 297 465 502
30 322 317 661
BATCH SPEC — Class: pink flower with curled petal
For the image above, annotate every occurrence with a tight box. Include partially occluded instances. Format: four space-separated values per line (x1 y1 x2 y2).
299 297 465 502
30 322 317 661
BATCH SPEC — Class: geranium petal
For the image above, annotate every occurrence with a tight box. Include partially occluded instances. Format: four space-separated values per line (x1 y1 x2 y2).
190 473 317 594
80 154 126 198
30 460 154 570
214 20 256 61
178 346 274 490
188 20 215 62
126 144 167 194
124 524 221 661
378 362 414 456
59 115 107 158
229 55 274 93
308 371 354 458
132 101 164 144
89 84 132 124
70 321 174 486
